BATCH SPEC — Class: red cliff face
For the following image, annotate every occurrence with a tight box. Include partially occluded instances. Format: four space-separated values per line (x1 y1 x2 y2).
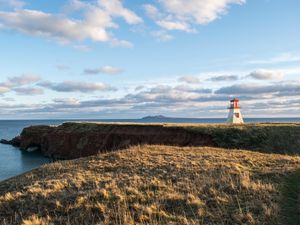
16 123 213 159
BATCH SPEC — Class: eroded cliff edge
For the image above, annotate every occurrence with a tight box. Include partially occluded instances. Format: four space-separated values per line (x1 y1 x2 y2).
2 122 300 159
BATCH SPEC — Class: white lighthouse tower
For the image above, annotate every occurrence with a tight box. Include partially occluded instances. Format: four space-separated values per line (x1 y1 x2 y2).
227 98 244 124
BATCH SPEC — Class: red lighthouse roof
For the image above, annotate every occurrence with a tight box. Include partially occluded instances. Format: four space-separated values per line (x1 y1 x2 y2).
230 98 239 102
229 98 240 109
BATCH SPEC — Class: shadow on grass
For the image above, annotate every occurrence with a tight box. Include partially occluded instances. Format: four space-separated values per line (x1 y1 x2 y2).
280 169 300 225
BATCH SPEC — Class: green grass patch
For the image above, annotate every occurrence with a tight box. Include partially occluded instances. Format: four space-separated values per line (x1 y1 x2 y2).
280 169 300 225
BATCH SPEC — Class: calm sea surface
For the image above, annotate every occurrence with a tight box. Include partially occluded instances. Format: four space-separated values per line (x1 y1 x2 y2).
1 118 300 181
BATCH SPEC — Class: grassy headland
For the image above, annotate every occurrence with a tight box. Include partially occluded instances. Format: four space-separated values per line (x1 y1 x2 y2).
6 122 300 160
0 145 299 225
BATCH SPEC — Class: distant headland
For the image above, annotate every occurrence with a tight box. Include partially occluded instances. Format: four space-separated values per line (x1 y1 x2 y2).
141 115 170 120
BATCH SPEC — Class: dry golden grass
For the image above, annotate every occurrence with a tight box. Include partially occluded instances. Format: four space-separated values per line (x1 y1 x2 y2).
0 145 299 225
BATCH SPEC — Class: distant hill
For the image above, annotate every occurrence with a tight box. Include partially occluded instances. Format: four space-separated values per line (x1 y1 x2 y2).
142 115 170 120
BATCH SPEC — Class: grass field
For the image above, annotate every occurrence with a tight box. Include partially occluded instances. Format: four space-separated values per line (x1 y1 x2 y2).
0 145 299 225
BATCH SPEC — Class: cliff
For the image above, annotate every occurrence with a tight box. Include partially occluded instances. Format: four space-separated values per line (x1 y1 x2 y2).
2 122 300 159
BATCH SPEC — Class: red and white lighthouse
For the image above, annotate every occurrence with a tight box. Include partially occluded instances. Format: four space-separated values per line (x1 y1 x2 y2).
227 98 244 124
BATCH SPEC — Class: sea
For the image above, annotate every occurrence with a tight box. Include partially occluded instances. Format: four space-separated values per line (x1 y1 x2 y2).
1 117 300 182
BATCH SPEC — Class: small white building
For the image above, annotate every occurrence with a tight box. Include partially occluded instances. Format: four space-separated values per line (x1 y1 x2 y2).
227 98 244 124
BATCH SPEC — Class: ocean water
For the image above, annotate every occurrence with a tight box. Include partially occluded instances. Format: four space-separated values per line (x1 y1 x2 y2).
0 120 63 182
1 118 300 181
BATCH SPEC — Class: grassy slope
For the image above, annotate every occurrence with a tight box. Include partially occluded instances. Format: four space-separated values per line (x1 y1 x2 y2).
180 123 300 155
0 145 299 225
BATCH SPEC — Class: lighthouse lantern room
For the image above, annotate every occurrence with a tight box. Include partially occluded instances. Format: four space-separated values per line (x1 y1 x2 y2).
227 98 244 124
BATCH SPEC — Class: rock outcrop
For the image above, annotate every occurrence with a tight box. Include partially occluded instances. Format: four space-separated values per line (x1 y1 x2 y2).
0 136 21 146
1 123 213 159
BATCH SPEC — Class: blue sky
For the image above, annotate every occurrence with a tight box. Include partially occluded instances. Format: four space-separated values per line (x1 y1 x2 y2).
0 0 300 119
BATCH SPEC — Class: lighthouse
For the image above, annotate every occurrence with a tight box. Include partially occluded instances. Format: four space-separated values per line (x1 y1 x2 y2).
227 98 244 124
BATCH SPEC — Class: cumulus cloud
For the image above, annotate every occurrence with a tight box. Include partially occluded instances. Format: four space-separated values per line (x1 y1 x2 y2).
0 0 142 45
143 4 161 20
13 87 44 95
151 30 174 42
208 75 239 82
144 0 245 32
0 86 10 94
8 74 41 86
178 75 201 84
0 74 42 95
160 0 245 24
98 0 142 25
124 85 213 104
248 69 284 80
0 9 110 43
53 97 80 106
144 4 193 32
0 74 40 88
3 79 300 118
109 39 133 48
84 66 123 75
38 80 116 93
157 20 193 32
2 97 15 102
215 83 300 96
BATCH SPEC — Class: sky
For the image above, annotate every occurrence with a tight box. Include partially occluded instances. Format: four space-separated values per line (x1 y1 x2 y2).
0 0 300 119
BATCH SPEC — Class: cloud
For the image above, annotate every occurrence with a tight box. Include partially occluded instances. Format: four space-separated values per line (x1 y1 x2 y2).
144 4 193 32
144 0 245 32
13 87 44 95
157 20 193 32
159 0 245 24
98 0 143 25
53 97 80 106
248 69 284 80
178 75 200 84
143 4 161 20
0 74 41 94
0 74 42 95
56 64 70 70
84 66 123 75
0 9 109 43
0 0 25 8
0 86 10 94
38 80 116 93
0 0 142 45
151 30 174 42
124 85 213 104
208 75 239 82
109 38 133 48
8 74 41 86
1 97 15 102
215 82 300 96
4 80 300 118
29 84 216 113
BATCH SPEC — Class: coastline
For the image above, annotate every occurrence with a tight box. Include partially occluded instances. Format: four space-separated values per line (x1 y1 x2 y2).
1 122 300 224
3 122 300 159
